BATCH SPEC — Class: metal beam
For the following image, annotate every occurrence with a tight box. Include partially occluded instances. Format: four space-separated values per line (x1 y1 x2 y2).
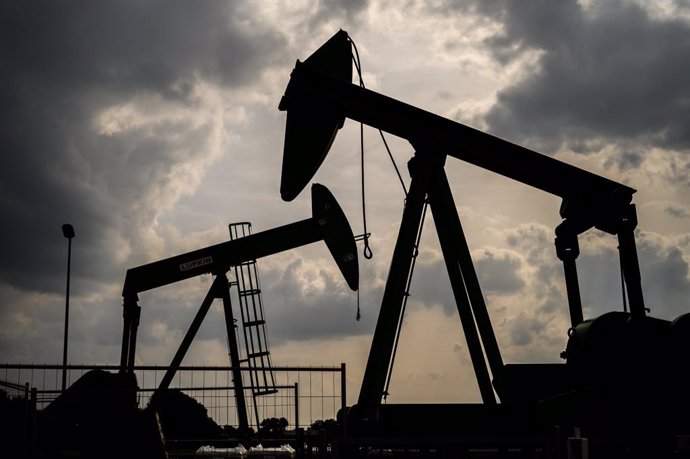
123 219 321 296
280 62 635 221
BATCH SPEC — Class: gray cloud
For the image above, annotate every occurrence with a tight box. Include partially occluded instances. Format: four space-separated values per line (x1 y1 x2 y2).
258 258 375 343
505 223 563 298
509 312 547 347
0 0 286 294
637 235 690 319
474 248 525 294
666 203 690 219
1 0 688 392
452 0 690 154
552 231 690 321
407 255 455 315
1 1 284 96
0 0 373 363
304 0 369 34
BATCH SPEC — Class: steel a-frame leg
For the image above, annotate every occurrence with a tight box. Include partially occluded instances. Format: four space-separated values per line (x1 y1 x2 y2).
358 152 504 407
119 282 214 378
427 165 501 404
154 273 249 432
357 155 432 407
157 276 224 391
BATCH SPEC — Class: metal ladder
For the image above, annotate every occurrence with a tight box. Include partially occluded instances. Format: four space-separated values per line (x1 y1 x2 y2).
228 223 278 427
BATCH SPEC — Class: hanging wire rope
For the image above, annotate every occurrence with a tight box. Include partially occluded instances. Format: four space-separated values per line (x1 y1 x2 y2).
349 37 409 198
348 36 410 321
349 36 373 261
378 131 408 196
383 200 429 401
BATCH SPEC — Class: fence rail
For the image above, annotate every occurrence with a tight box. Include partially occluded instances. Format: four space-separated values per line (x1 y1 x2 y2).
0 363 346 432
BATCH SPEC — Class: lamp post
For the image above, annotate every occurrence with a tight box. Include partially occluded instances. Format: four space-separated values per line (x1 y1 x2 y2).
61 224 75 392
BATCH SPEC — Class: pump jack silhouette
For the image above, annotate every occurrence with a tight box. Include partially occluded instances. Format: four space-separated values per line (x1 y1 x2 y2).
278 30 690 455
118 184 358 432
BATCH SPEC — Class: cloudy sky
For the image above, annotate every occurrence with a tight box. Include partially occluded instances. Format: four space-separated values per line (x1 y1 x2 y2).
2 0 690 406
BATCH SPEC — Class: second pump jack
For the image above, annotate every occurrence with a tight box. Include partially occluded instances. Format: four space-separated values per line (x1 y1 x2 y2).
118 183 358 432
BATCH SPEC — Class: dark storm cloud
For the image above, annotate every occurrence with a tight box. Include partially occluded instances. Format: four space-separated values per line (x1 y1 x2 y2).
1 1 282 95
0 1 286 294
448 0 690 154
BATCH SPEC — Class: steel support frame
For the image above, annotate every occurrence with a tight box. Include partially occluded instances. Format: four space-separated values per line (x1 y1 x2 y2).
427 162 502 404
156 276 224 391
357 150 503 408
555 203 646 326
135 273 251 431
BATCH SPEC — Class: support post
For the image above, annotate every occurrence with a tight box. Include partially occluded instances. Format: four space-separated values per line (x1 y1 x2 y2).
616 205 645 319
119 301 132 372
62 235 72 392
357 155 432 407
428 165 504 379
340 362 347 440
126 303 141 373
218 272 250 432
294 382 300 432
428 165 497 404
120 295 141 374
555 230 584 327
61 224 75 391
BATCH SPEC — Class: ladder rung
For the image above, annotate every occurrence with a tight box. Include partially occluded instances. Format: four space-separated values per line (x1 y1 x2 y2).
244 319 266 327
238 289 261 297
248 351 270 359
254 389 279 396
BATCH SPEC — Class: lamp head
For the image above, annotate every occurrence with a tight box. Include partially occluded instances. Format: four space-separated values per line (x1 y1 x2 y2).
279 30 352 202
62 224 75 239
